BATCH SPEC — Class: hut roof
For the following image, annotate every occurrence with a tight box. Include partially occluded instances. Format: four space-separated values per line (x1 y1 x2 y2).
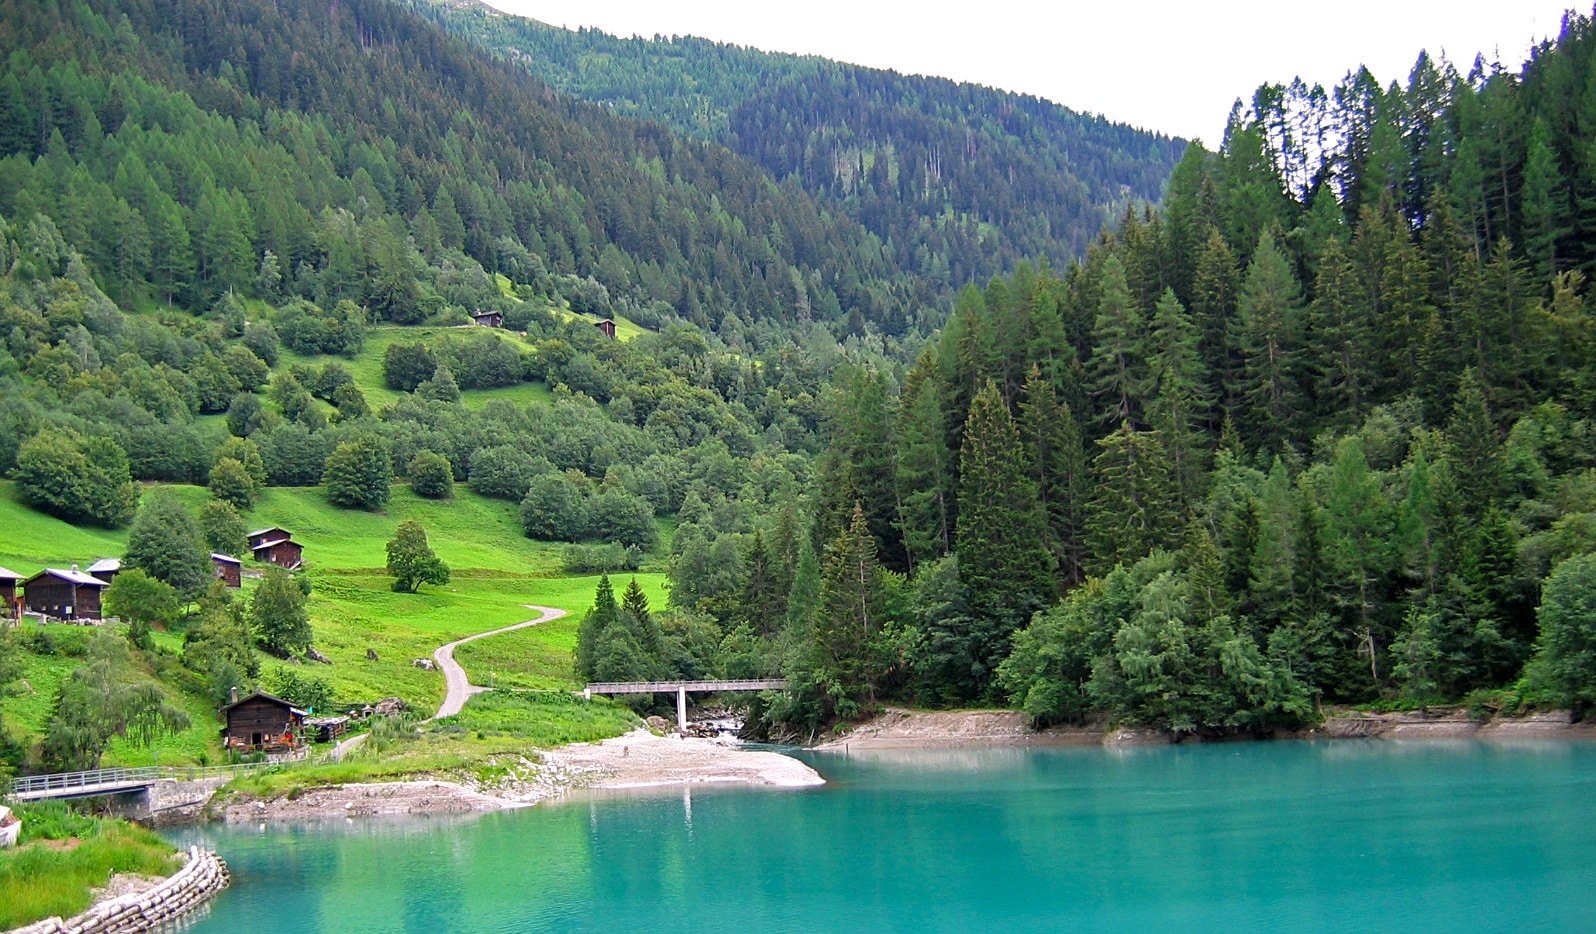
221 690 308 717
86 558 121 574
210 553 243 565
0 566 22 582
253 538 291 550
29 568 108 588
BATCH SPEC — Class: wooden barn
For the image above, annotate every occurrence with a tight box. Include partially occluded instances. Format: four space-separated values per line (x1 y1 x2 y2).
594 318 618 340
211 553 242 588
220 690 306 752
23 567 108 620
471 310 504 328
0 567 21 621
85 558 121 584
252 537 303 569
247 528 292 551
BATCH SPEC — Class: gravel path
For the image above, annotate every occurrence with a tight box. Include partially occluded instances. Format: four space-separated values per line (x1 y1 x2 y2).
431 605 567 719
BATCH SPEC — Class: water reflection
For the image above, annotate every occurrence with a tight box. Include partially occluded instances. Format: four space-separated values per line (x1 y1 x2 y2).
179 741 1596 933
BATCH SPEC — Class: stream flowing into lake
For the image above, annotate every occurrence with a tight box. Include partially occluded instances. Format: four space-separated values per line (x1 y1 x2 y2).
171 740 1596 932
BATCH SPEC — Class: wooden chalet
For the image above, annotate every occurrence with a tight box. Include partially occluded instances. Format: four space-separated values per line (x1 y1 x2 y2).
0 567 21 621
471 310 504 328
252 537 303 569
247 527 292 551
211 553 242 588
85 558 121 584
23 567 108 620
220 690 307 752
594 318 618 340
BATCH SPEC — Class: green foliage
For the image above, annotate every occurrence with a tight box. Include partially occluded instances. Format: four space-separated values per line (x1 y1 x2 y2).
123 489 211 598
250 568 312 657
198 499 248 556
13 429 137 528
324 436 393 511
268 667 334 714
102 569 179 647
1524 553 1596 711
40 630 191 771
208 457 257 511
408 450 454 500
386 520 451 594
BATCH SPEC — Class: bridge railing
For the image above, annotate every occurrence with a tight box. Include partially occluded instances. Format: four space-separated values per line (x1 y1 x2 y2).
8 760 278 798
585 678 789 695
9 766 164 796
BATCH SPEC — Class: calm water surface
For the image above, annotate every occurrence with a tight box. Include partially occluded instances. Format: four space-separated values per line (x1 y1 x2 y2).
172 741 1596 932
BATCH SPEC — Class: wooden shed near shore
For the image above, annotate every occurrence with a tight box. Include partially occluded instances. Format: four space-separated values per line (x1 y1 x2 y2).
220 690 306 752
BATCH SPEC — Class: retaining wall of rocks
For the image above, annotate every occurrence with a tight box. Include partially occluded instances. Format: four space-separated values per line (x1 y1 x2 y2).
11 846 229 934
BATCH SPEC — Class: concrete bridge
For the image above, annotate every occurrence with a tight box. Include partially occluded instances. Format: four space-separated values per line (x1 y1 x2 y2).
584 679 789 730
8 764 265 820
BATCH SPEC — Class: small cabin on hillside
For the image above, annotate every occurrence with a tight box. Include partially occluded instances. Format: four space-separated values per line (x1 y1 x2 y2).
471 310 504 328
252 537 304 570
23 567 108 620
85 558 121 585
247 528 292 551
211 553 242 589
220 690 306 752
594 318 618 340
0 567 21 621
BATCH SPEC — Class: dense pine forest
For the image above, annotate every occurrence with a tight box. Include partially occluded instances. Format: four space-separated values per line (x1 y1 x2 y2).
0 0 1593 761
409 0 1184 290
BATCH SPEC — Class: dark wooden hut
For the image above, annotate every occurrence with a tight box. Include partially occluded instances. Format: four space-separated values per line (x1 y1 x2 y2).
23 567 108 620
252 537 304 569
0 567 21 620
247 527 293 551
472 310 504 328
211 553 243 588
220 690 306 752
85 558 121 584
594 318 618 339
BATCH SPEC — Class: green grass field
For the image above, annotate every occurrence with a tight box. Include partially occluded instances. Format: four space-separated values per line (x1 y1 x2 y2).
0 479 667 765
279 325 553 412
0 803 180 930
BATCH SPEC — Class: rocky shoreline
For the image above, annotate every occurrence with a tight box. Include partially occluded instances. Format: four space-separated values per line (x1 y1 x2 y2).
816 706 1596 750
217 729 823 822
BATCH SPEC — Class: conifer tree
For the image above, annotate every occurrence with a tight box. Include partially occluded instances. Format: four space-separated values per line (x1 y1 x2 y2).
1086 254 1146 426
575 574 619 683
896 350 954 568
1305 237 1370 427
1084 423 1180 576
1019 366 1088 587
1145 288 1211 508
1190 229 1240 412
814 505 887 708
957 382 1056 664
1234 229 1305 450
1444 370 1502 515
740 530 786 636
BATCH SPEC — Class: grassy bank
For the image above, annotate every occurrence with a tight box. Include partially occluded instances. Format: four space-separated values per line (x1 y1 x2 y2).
0 802 181 930
222 691 639 799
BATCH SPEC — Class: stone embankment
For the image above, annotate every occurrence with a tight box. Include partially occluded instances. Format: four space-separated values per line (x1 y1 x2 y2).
11 846 229 934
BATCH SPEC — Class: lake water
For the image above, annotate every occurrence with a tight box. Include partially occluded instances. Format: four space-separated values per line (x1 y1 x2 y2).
172 741 1596 932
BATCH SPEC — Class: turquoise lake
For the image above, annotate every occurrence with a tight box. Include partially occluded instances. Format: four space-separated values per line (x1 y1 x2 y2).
173 741 1596 932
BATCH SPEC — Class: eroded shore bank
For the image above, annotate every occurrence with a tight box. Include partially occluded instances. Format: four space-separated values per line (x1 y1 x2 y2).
815 706 1596 750
218 729 822 822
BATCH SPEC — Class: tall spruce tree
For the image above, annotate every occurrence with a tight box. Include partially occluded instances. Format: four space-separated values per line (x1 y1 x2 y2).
1086 254 1147 426
1145 288 1211 509
956 382 1056 687
1234 228 1305 450
1084 423 1180 576
1019 365 1088 587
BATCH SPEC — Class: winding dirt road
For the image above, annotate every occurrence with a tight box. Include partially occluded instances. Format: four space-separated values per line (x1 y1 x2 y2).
431 605 568 719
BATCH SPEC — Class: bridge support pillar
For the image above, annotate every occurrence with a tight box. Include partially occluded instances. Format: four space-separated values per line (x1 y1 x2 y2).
583 688 591 701
677 686 688 732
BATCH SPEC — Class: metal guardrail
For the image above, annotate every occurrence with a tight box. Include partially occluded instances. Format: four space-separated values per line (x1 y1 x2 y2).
585 679 789 696
8 761 276 798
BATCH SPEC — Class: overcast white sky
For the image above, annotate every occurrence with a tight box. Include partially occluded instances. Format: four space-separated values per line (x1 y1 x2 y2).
481 1 1577 143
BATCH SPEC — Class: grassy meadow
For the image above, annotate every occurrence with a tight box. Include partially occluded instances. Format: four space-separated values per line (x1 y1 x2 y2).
0 476 669 767
0 803 181 930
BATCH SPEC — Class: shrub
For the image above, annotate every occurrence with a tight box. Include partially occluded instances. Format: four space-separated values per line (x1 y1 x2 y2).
408 450 454 499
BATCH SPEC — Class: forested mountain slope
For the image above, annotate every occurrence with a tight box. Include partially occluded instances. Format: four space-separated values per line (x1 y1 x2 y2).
0 0 941 342
410 0 1186 290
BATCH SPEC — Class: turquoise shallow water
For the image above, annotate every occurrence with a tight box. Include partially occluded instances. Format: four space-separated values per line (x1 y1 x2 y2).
172 740 1596 933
